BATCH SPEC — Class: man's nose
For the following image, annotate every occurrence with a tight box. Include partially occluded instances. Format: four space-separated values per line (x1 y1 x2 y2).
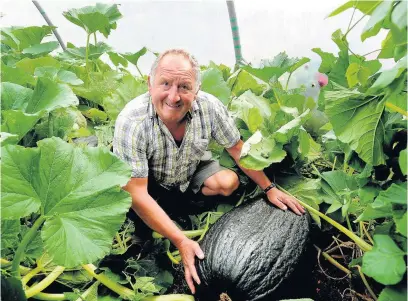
167 84 180 102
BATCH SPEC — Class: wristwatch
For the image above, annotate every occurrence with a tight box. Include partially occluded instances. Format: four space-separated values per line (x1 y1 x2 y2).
263 183 276 194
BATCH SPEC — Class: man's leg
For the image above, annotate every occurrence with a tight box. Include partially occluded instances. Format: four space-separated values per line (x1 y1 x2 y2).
201 169 239 196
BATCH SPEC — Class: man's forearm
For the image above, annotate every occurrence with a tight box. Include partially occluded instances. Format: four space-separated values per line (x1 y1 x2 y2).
128 190 187 246
227 140 273 190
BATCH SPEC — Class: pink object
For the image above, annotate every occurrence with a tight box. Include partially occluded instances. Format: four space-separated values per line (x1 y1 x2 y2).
317 73 329 87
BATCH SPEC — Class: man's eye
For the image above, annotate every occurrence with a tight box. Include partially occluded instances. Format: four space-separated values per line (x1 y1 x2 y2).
163 82 169 86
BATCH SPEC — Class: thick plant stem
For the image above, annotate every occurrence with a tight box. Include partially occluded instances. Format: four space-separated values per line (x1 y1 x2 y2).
135 65 144 78
112 236 132 249
361 223 374 245
152 229 205 239
75 281 100 301
33 292 68 301
346 214 353 232
167 250 180 265
1 258 31 275
277 185 372 252
385 101 408 117
314 245 351 276
22 264 43 286
142 295 195 301
11 216 46 278
353 265 378 301
25 266 65 298
85 33 91 73
82 264 135 300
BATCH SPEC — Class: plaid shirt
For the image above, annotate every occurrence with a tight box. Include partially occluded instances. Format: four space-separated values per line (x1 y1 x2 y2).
113 91 240 192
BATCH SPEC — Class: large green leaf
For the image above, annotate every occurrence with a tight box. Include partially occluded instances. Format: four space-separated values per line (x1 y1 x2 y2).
243 52 309 83
1 138 132 267
34 67 84 86
391 1 407 31
108 51 128 67
282 176 325 226
399 149 407 175
368 57 407 93
21 41 59 56
1 82 33 110
376 183 407 205
1 26 54 51
345 59 381 87
1 63 36 86
312 48 336 74
34 107 85 140
378 31 394 59
25 77 79 114
64 42 112 60
15 56 61 75
1 132 20 146
122 47 147 68
378 286 407 301
239 131 286 170
227 69 267 97
102 74 147 120
394 211 407 237
73 71 121 105
357 184 406 221
200 68 231 105
362 235 406 285
325 91 386 166
328 1 381 17
1 219 20 253
209 61 231 81
274 109 310 144
1 110 43 142
63 4 122 37
330 30 349 87
320 170 359 195
1 146 41 219
229 90 271 133
361 1 394 41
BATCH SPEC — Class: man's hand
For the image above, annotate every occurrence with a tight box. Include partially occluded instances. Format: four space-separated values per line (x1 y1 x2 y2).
266 187 306 216
175 237 205 294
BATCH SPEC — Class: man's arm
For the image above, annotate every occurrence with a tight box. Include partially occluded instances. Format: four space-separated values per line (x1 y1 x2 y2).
227 140 305 215
123 178 204 294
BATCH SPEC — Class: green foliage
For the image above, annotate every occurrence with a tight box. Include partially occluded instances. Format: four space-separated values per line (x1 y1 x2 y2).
200 68 231 105
1 0 406 299
63 3 122 37
1 137 132 267
362 235 406 285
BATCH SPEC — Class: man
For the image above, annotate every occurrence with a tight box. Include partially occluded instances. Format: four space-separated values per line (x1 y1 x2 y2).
113 49 306 294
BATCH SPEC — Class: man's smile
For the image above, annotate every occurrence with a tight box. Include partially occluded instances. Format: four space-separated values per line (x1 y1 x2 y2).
165 101 182 109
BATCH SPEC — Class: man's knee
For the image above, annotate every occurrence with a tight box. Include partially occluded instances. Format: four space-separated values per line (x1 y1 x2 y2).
219 171 239 196
201 170 239 196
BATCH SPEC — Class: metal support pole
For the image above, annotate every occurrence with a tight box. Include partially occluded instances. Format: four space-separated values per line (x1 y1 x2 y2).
32 0 66 51
226 1 244 67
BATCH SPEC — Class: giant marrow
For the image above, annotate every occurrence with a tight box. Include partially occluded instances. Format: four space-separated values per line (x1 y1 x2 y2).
196 197 310 301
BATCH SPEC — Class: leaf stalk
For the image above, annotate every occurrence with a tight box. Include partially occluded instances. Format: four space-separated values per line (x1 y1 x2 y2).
11 215 46 278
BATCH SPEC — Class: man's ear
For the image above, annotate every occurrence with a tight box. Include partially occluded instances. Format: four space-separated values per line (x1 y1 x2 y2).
147 76 153 93
195 84 201 96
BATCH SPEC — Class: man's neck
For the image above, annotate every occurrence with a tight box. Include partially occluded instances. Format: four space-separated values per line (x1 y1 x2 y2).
163 118 187 142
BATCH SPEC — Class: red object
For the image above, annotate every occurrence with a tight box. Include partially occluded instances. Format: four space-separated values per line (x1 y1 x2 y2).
317 73 329 87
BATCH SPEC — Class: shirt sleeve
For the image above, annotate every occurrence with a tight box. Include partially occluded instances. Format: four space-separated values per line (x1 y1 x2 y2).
209 95 241 148
113 116 149 178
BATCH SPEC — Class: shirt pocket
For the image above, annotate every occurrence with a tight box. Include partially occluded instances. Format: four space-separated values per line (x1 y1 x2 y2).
190 138 209 161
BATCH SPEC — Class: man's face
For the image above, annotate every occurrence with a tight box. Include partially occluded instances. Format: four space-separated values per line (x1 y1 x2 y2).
148 54 198 125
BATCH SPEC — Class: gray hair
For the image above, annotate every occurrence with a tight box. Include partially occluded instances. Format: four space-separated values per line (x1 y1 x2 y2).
149 49 201 91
